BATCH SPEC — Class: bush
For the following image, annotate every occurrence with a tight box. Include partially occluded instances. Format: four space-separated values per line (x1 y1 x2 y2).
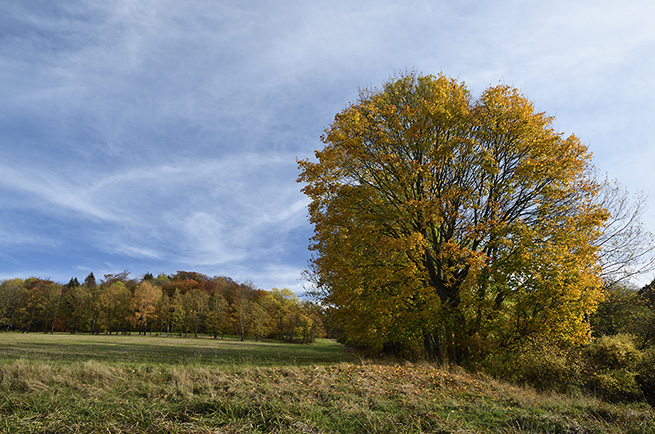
480 342 582 393
636 347 655 404
478 335 651 403
584 334 642 369
582 334 644 401
585 370 642 401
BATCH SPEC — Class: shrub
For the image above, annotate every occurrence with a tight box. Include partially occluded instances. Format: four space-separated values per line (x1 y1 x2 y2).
584 334 642 369
582 334 644 401
585 370 642 402
480 342 582 393
636 347 655 404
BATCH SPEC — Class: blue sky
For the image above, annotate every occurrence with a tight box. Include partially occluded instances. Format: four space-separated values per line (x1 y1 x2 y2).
1 1 654 292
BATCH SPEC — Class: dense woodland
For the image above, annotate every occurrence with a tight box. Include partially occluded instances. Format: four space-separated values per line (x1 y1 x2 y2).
0 271 325 343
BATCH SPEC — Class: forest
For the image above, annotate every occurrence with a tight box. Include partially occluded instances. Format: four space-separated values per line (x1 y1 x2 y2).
0 270 324 344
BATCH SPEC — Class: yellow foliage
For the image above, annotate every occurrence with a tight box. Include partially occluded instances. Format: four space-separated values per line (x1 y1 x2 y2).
298 72 607 363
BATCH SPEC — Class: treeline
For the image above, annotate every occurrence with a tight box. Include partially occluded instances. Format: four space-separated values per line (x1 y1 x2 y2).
0 271 325 343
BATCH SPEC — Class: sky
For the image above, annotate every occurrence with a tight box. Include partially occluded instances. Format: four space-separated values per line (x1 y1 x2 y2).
1 1 654 293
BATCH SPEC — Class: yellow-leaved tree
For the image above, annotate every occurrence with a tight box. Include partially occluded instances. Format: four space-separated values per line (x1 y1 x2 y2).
298 72 609 364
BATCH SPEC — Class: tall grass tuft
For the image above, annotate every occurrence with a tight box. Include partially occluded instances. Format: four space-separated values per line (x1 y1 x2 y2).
0 359 56 392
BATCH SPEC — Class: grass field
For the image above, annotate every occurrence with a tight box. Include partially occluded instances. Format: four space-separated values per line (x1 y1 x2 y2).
0 333 351 367
1 333 655 433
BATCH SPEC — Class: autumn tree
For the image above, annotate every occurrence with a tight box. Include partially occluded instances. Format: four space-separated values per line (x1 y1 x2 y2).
298 72 608 363
247 301 271 341
0 279 22 331
40 282 64 333
298 301 326 343
65 284 93 334
14 284 34 332
185 287 209 338
233 283 269 341
206 290 229 339
16 278 50 333
153 288 172 335
263 288 301 341
132 281 161 335
103 271 131 285
98 281 132 334
235 294 251 341
170 289 189 336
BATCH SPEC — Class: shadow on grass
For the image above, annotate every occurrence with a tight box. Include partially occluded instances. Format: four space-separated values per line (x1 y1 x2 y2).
0 333 353 367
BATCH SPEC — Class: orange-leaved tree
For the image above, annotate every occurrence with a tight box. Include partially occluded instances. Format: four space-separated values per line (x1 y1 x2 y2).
298 72 608 364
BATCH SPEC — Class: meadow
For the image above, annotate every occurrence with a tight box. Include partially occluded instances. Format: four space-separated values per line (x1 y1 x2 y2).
1 333 655 433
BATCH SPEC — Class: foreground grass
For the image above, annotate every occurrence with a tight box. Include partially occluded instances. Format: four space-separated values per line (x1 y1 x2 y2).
1 334 654 433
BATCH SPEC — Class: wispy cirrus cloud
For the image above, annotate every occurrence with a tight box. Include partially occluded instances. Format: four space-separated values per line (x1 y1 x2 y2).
1 0 654 290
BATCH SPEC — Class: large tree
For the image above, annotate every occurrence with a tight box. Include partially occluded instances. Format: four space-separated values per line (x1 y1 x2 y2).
298 73 608 363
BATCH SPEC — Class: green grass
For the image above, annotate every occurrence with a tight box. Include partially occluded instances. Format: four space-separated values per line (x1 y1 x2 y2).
1 332 654 433
0 332 352 367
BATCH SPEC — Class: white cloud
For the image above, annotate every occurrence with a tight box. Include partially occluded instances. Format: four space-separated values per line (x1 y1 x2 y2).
1 0 654 289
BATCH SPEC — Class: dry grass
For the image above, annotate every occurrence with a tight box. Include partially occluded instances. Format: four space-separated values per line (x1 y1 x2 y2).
1 359 654 433
1 334 655 433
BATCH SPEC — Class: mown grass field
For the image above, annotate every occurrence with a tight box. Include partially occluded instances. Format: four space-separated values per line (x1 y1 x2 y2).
1 333 654 433
0 333 350 367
